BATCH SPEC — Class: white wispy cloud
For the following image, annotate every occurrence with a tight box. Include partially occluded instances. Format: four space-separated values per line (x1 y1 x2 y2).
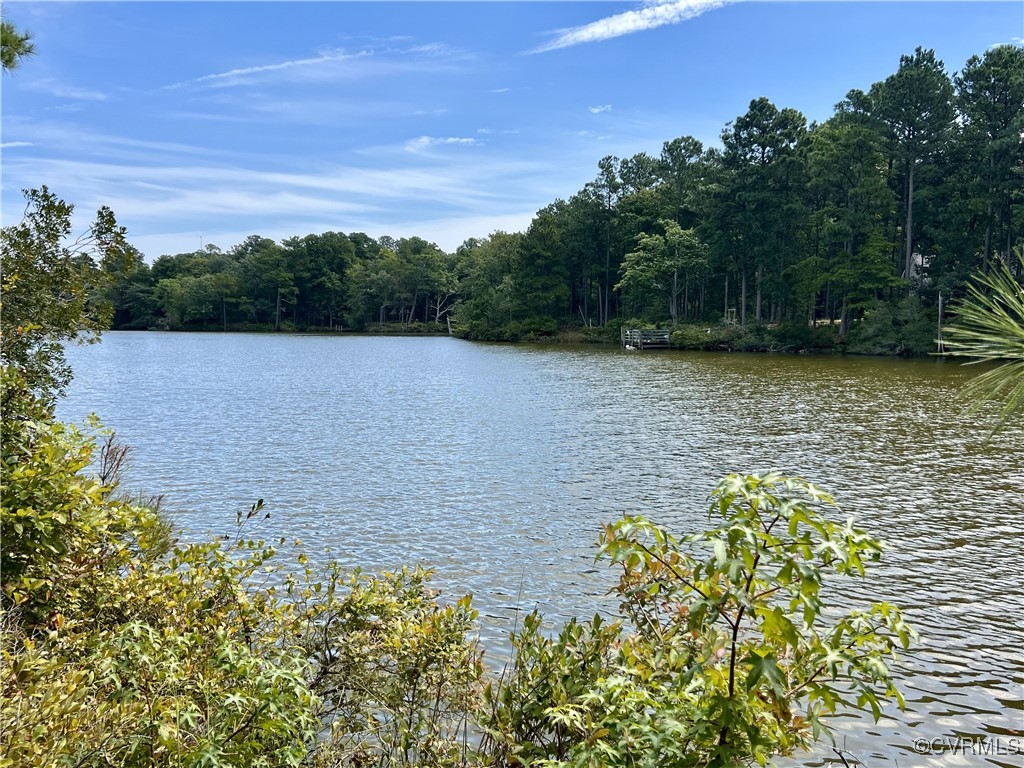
129 210 539 260
404 136 480 152
588 105 612 114
168 48 373 89
167 41 471 91
1 138 574 255
170 91 410 126
490 87 511 94
11 119 235 162
3 146 546 217
23 78 108 101
532 0 730 53
1 141 35 149
406 43 456 57
380 210 538 252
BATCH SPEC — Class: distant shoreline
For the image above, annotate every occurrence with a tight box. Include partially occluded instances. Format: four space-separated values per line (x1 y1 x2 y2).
107 324 950 358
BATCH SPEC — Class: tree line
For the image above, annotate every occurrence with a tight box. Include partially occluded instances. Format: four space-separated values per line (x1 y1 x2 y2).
98 44 1022 351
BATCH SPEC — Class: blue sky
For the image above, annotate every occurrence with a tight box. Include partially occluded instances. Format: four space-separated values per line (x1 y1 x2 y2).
2 1 1021 259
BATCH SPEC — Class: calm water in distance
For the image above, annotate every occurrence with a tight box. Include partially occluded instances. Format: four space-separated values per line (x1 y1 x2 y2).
59 332 1023 767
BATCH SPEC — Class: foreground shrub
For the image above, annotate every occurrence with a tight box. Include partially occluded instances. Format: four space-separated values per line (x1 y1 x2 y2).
479 473 915 768
2 359 912 767
0 382 483 767
0 397 320 766
295 564 483 768
479 613 622 765
2 370 914 768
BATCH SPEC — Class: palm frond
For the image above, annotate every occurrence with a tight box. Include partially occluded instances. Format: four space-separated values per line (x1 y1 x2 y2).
944 248 1024 431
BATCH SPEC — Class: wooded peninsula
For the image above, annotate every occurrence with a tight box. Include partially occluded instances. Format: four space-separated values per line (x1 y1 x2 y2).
96 45 1023 356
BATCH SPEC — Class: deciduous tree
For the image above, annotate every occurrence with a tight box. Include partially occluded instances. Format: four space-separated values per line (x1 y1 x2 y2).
1 187 129 401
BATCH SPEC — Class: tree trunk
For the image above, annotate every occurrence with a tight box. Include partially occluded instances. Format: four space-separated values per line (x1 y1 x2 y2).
670 268 679 326
839 294 850 340
980 196 993 272
755 265 763 325
683 275 689 322
723 273 729 323
740 269 747 327
983 151 995 272
598 243 606 327
903 162 915 283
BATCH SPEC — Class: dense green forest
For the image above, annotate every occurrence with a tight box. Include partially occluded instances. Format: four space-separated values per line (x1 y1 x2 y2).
97 44 1023 354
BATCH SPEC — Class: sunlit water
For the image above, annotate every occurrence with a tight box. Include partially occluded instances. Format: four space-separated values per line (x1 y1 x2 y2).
59 332 1023 767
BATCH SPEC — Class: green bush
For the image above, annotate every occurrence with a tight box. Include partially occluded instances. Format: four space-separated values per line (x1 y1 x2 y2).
1 389 320 766
478 613 621 765
478 473 914 768
670 322 839 354
300 566 483 768
768 322 840 353
512 316 559 341
1 381 483 767
671 323 750 351
455 316 560 343
848 297 937 356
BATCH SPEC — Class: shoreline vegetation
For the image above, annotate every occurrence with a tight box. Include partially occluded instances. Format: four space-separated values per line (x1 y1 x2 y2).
116 311 939 358
88 43 1020 362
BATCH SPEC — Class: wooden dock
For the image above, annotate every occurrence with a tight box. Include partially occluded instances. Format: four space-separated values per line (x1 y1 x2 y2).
621 328 671 349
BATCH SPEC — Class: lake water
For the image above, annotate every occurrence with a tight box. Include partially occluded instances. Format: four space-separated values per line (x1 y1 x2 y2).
59 332 1023 767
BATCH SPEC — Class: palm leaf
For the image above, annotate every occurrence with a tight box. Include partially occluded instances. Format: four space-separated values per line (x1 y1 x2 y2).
943 248 1024 432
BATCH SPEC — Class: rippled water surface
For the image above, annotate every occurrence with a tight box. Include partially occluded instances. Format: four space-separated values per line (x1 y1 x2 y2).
60 332 1023 766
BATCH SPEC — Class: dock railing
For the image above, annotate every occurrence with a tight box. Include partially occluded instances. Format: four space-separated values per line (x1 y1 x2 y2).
621 328 672 349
